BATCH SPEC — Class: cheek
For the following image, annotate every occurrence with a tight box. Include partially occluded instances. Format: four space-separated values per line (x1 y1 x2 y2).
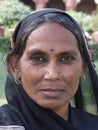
68 68 81 81
20 66 42 99
63 65 82 91
19 61 40 86
21 67 40 86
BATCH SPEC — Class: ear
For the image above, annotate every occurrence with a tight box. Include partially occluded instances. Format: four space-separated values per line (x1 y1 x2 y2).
81 57 87 76
9 56 20 78
10 37 14 48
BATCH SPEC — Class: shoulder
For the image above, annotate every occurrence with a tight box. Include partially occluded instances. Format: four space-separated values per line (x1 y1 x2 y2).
70 107 98 130
0 104 13 125
0 104 24 125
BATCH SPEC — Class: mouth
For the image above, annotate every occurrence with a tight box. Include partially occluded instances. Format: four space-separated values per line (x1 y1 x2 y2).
40 89 65 98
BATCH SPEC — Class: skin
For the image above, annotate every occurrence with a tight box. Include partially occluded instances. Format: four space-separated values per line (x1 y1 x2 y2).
13 22 86 120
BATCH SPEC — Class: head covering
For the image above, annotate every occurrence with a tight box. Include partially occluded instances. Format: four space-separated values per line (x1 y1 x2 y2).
5 8 98 115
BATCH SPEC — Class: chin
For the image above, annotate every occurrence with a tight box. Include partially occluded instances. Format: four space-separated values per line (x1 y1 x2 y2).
37 99 66 110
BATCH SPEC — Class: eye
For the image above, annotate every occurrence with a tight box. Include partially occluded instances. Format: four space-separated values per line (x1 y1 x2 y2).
58 54 74 64
31 54 47 64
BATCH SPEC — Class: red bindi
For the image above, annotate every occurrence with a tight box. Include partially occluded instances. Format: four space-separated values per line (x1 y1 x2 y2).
50 49 54 52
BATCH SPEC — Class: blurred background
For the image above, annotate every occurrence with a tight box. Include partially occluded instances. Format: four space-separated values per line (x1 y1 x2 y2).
0 0 98 111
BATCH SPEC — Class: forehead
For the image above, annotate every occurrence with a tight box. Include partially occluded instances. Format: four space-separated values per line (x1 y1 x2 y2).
25 22 79 53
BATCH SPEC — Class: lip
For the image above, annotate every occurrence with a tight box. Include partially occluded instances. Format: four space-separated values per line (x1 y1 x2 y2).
40 89 65 98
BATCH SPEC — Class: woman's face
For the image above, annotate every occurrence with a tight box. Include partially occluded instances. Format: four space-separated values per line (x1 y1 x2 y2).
15 22 85 112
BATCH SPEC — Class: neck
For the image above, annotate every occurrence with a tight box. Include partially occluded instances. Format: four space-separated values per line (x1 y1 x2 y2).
53 103 69 121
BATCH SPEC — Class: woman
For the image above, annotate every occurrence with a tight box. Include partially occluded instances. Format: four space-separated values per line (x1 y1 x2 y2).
0 8 98 130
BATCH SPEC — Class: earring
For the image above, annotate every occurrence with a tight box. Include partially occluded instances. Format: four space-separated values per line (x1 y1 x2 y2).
80 75 85 83
15 78 20 85
14 72 21 85
82 75 85 81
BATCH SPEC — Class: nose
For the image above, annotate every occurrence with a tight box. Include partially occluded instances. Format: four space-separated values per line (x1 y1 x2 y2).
44 62 62 80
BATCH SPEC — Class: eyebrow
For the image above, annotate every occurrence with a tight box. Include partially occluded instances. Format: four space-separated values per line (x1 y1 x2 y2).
27 49 46 56
27 48 78 57
59 51 78 56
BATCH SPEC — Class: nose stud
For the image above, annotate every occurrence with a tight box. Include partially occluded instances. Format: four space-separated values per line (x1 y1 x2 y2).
59 73 63 78
44 72 63 80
